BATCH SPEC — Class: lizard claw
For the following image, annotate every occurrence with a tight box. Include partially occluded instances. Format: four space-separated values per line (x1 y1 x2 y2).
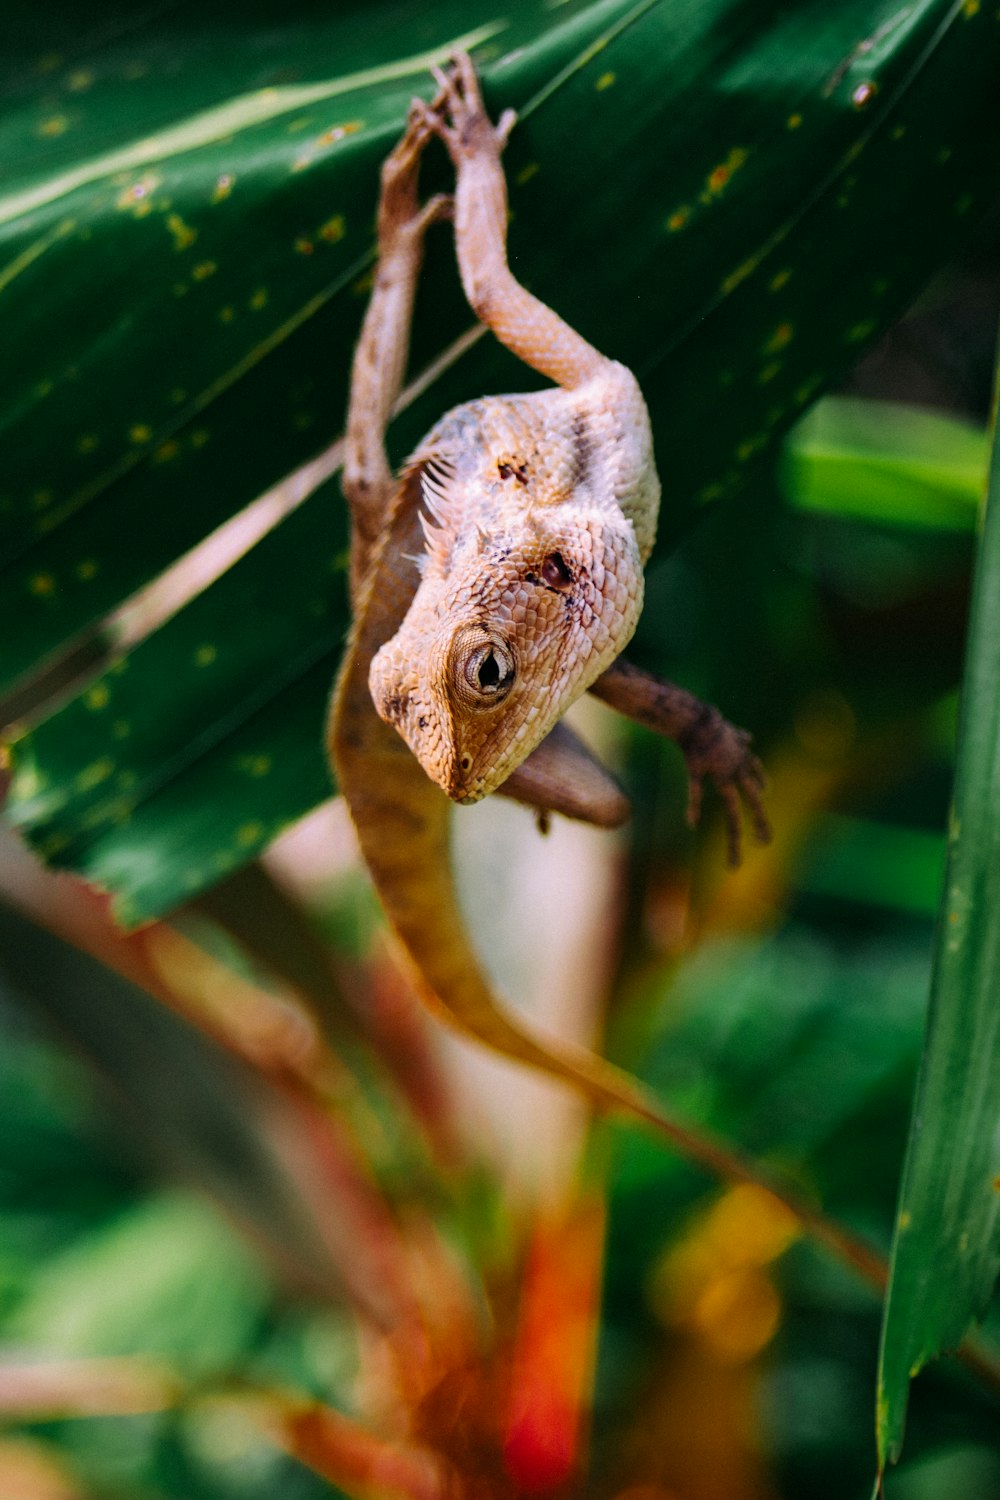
377 103 452 248
680 714 771 868
421 50 514 162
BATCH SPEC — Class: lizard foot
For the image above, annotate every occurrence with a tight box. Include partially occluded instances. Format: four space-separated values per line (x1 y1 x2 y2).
590 662 770 869
377 102 453 250
414 50 516 164
679 709 771 868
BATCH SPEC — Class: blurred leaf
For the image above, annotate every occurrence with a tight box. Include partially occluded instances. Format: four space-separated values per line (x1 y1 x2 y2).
0 900 362 1301
796 813 946 916
876 338 1000 1464
5 0 1000 919
10 1192 269 1382
782 397 988 530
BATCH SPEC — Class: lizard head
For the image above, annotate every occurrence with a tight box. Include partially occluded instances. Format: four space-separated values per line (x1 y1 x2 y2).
369 505 643 802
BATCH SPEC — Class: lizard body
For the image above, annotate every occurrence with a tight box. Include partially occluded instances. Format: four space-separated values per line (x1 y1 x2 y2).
328 56 768 1127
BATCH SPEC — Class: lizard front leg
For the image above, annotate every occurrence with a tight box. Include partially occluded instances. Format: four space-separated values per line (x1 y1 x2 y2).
343 105 451 600
414 52 610 391
591 659 771 865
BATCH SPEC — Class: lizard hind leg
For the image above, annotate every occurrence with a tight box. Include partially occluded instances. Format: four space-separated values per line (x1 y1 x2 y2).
496 721 631 830
342 103 453 600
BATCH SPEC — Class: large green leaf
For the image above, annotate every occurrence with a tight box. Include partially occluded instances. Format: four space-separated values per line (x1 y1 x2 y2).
876 344 1000 1464
5 0 1000 919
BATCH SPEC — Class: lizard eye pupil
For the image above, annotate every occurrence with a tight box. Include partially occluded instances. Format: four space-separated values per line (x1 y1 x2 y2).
460 640 515 704
477 650 502 689
541 551 573 589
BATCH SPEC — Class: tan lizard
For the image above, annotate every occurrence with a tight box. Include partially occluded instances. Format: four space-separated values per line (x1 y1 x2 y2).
327 55 770 1143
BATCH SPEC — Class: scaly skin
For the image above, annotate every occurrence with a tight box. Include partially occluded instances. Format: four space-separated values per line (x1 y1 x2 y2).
328 56 768 1127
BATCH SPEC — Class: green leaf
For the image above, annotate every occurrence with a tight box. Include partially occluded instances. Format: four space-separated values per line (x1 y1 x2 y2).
5 0 1000 919
782 397 988 531
876 339 1000 1464
10 1191 270 1380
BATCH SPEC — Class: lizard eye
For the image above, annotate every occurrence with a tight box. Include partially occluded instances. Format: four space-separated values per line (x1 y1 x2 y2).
449 626 516 708
541 551 573 590
466 642 515 699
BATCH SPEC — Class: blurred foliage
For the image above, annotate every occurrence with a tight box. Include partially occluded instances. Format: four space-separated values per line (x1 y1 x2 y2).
4 3 1000 1498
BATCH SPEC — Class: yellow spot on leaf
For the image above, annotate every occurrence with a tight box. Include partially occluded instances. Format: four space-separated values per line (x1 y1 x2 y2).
845 317 877 343
721 253 761 295
698 481 726 504
116 174 160 216
891 124 906 141
964 0 980 15
218 305 235 323
294 236 314 255
76 559 98 581
756 361 782 385
705 147 748 197
68 69 94 91
238 754 272 777
666 206 690 233
763 322 794 355
39 115 69 137
736 435 767 462
236 821 264 848
129 423 152 443
212 173 234 202
516 162 540 186
249 287 268 310
787 112 803 130
34 379 54 398
85 683 110 710
166 212 197 251
195 643 217 666
76 757 114 791
154 440 179 463
595 71 616 90
192 260 217 280
318 120 361 146
29 573 56 596
352 269 375 297
794 373 824 406
77 434 98 453
318 214 345 243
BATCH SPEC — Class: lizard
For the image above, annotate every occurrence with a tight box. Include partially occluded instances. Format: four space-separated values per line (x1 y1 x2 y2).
327 53 771 1146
